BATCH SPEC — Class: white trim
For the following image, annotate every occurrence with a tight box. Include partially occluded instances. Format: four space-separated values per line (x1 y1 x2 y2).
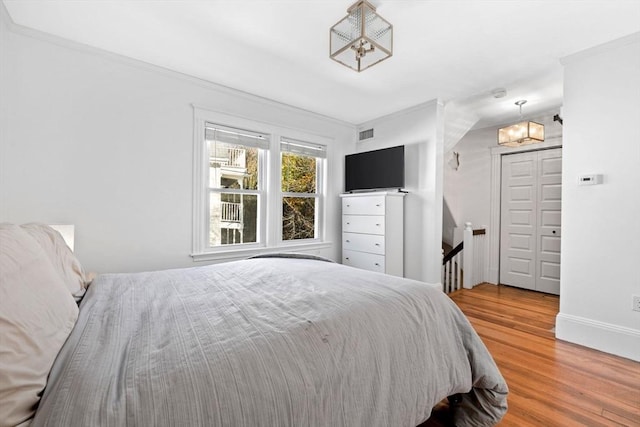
357 99 440 129
555 313 640 362
561 32 640 66
191 241 333 262
1 6 354 129
193 107 332 259
487 136 562 284
192 111 207 255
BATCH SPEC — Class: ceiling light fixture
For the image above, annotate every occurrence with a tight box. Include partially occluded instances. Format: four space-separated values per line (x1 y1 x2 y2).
330 0 393 72
498 100 545 147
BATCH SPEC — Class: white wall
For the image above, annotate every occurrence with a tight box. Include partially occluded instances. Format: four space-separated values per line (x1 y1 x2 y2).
356 101 444 284
556 33 640 361
443 126 494 235
0 10 355 273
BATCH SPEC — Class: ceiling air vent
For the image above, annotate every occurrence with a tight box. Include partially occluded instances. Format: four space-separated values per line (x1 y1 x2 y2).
359 128 374 141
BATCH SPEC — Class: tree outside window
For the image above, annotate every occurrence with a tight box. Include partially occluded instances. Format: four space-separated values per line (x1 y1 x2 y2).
280 138 325 241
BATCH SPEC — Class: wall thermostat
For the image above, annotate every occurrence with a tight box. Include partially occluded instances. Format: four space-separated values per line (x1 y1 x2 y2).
578 174 603 185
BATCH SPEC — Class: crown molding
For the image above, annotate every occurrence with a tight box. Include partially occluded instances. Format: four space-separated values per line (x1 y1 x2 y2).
357 99 440 129
0 2 355 130
561 31 640 65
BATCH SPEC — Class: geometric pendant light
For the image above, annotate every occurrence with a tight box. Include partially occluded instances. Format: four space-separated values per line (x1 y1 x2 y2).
330 0 393 72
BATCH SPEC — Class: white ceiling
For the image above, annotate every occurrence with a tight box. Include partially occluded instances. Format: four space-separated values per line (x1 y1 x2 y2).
3 0 640 126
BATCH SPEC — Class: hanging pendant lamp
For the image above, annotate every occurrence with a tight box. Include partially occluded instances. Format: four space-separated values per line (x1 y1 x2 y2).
498 100 545 147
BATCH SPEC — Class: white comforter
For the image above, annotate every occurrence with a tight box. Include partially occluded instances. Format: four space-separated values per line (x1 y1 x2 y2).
33 256 507 426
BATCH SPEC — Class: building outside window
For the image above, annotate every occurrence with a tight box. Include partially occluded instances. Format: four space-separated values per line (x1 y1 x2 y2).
205 125 267 248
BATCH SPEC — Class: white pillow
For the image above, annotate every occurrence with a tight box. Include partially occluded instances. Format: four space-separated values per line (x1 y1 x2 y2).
0 223 79 427
20 223 89 300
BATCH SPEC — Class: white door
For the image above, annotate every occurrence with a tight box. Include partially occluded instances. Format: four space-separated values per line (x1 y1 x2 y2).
536 150 562 294
500 151 538 291
500 148 562 294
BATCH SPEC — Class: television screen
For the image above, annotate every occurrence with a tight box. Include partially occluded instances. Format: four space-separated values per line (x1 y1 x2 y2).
345 145 405 192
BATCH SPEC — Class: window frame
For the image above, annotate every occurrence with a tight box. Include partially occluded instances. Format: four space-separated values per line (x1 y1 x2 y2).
192 106 331 261
279 137 326 245
205 124 268 250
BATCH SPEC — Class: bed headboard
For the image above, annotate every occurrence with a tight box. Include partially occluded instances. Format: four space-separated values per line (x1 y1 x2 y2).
48 224 75 252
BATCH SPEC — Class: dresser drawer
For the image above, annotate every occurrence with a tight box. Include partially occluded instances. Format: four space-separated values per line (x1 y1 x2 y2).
343 215 385 235
342 250 385 273
343 232 385 255
342 196 385 215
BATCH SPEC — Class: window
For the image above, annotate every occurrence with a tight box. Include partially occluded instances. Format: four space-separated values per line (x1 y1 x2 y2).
192 108 329 259
280 138 325 241
203 124 268 250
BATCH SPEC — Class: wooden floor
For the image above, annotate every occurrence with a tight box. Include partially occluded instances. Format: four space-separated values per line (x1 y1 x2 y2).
420 284 640 427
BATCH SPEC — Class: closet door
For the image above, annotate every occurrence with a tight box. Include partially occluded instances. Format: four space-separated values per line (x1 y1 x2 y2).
500 148 562 295
500 151 538 291
536 149 562 294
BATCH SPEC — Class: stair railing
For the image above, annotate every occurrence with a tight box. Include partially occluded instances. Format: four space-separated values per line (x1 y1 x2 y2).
442 222 486 293
442 241 463 293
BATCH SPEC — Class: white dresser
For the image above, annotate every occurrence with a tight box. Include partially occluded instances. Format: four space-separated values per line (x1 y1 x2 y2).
340 192 405 277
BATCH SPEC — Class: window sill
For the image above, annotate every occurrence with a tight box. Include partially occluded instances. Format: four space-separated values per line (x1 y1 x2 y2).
191 241 334 263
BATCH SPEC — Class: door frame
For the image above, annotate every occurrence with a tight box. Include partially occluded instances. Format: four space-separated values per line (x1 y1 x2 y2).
487 136 562 285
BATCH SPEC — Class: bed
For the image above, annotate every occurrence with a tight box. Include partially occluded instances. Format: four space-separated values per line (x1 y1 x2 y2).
0 224 507 427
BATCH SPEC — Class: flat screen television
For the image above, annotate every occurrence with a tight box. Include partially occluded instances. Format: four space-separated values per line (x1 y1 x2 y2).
345 145 405 192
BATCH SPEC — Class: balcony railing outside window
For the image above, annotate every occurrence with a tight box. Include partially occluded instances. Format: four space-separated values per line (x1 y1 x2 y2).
212 147 246 168
221 201 242 223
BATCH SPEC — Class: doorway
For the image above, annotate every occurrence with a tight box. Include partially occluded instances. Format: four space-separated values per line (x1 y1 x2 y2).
499 148 562 295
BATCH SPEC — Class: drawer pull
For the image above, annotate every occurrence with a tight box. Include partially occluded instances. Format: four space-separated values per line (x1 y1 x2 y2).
376 223 381 226
347 204 351 207
346 222 350 225
374 263 380 266
346 240 351 243
345 257 350 260
376 204 381 207
374 243 380 246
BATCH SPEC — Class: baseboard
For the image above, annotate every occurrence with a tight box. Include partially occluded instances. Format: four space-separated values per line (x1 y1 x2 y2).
487 268 499 285
555 312 640 362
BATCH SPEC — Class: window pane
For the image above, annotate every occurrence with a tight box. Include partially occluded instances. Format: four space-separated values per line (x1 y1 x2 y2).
207 140 259 190
281 153 316 193
209 193 258 246
282 197 316 240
